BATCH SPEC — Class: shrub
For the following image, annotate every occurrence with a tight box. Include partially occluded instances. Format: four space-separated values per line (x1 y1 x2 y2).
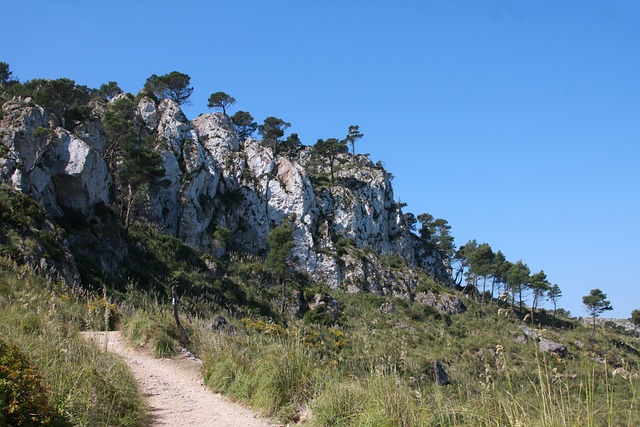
123 311 181 358
0 338 71 426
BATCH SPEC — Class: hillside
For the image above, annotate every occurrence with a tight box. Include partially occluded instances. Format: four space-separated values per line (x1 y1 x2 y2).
1 77 453 303
1 67 640 426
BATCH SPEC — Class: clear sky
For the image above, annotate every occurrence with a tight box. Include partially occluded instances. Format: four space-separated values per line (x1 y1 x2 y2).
4 1 639 318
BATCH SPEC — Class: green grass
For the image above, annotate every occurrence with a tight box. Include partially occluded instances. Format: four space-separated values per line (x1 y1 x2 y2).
0 257 147 427
194 281 640 426
123 311 183 358
5 189 639 426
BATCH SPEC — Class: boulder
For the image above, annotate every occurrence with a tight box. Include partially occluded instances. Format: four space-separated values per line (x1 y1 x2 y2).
415 290 466 315
538 338 568 358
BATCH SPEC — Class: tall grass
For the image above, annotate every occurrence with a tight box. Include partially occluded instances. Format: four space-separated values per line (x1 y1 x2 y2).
123 310 183 358
202 329 321 421
0 257 147 426
194 288 640 426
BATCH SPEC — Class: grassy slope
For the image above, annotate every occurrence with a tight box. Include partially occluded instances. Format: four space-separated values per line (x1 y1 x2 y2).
2 187 640 426
0 257 147 427
197 260 640 426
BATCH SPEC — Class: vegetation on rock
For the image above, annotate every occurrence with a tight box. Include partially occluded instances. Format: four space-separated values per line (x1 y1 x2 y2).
1 61 637 426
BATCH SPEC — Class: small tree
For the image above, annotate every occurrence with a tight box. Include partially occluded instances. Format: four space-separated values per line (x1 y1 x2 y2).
96 81 122 101
281 133 303 158
344 124 364 157
453 240 477 288
529 270 550 320
231 111 258 140
313 138 347 183
582 288 613 335
258 116 291 156
264 220 295 316
417 213 455 262
143 71 193 105
631 309 640 337
505 260 530 310
31 78 92 129
207 91 235 115
103 97 165 227
547 284 562 317
0 62 17 88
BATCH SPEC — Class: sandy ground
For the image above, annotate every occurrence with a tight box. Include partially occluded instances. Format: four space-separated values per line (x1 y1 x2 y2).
83 331 275 427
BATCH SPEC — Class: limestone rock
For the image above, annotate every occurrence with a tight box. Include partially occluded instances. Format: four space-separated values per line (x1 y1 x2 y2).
137 96 159 130
1 94 455 298
380 301 395 315
415 290 466 315
307 293 340 324
518 325 568 358
538 338 568 358
0 98 109 217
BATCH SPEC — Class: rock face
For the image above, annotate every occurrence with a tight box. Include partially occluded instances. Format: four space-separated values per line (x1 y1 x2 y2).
1 95 454 299
1 98 109 218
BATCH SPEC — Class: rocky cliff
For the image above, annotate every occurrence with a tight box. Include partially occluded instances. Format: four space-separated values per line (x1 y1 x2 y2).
1 94 452 300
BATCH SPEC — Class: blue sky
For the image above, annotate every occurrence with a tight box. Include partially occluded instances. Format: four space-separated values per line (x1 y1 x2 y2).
4 1 639 318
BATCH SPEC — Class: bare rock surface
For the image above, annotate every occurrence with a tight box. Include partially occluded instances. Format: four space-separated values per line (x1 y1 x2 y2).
83 331 273 427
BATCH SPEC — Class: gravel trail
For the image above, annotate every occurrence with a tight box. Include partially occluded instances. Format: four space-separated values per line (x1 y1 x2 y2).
83 331 274 427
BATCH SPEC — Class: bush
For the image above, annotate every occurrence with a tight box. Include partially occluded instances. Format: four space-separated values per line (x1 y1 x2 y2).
123 311 181 358
0 338 71 427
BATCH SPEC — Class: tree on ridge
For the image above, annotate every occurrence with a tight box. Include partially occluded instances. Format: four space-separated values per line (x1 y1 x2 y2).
231 111 258 140
258 116 291 156
144 71 193 105
207 91 235 115
582 288 613 335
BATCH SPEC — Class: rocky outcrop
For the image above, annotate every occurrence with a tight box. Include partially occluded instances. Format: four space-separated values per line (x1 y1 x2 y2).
1 95 454 300
0 98 109 218
415 290 467 315
518 325 568 358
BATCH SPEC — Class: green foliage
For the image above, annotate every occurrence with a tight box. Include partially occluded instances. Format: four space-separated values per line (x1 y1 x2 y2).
264 220 295 315
29 78 92 129
123 312 182 358
212 226 231 252
102 97 165 227
0 187 66 264
547 284 562 316
264 221 295 279
505 260 530 309
583 288 613 334
143 71 193 105
0 258 147 426
258 116 291 155
231 110 258 140
0 62 15 87
631 309 640 329
31 126 57 144
203 330 320 421
344 124 364 156
280 133 303 157
0 338 71 426
207 91 235 114
312 137 347 183
0 187 49 230
417 213 455 261
95 81 122 101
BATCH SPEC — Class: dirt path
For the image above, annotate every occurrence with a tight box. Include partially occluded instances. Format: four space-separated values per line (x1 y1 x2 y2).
83 331 274 427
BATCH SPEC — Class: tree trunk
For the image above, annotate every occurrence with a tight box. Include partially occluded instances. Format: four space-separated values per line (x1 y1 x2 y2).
172 286 187 342
481 276 487 305
124 183 134 229
280 277 286 316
